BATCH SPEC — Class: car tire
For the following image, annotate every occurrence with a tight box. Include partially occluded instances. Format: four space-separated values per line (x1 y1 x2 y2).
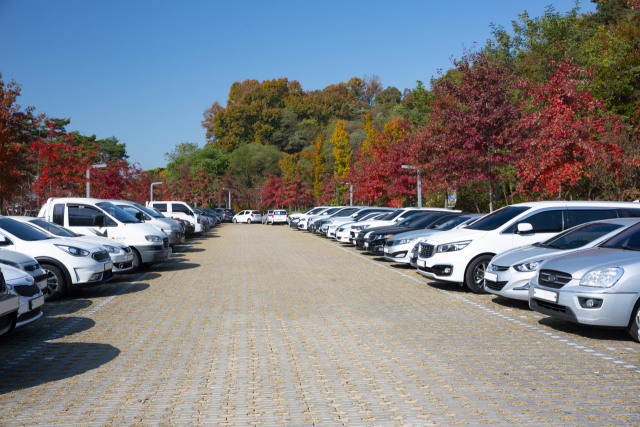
627 299 640 342
232 218 237 223
247 219 252 224
41 264 67 301
129 248 142 274
464 255 492 294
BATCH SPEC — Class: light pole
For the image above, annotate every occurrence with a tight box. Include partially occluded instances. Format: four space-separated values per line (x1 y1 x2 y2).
223 188 231 210
401 165 421 208
342 182 353 206
86 164 107 198
150 182 163 202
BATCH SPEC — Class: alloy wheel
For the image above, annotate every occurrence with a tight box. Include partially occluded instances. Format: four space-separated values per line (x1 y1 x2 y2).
43 269 59 298
473 261 488 285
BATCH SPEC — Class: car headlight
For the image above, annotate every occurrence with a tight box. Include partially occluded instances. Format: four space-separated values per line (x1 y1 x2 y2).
436 240 471 253
397 238 417 245
55 244 90 257
579 267 624 288
513 259 545 272
171 226 181 231
0 259 20 269
103 245 121 254
145 235 162 242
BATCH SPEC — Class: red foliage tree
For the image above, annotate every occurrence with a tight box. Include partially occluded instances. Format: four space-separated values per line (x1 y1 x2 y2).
260 174 285 209
283 172 314 210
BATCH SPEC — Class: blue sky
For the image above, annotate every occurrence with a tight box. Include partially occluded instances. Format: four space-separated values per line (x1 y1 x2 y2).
0 0 596 170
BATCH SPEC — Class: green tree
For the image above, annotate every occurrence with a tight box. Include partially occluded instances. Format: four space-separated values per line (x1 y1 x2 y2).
229 143 283 188
312 134 327 199
331 120 351 178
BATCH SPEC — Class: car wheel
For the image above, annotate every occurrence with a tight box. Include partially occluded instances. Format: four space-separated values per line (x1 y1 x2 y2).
129 248 142 274
41 264 67 301
247 219 252 224
465 255 492 294
627 299 640 342
232 218 237 223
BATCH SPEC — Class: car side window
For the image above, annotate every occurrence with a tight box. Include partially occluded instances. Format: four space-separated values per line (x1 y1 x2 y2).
53 204 65 226
68 205 105 227
569 209 618 227
520 210 563 233
172 203 191 214
622 208 640 218
154 203 168 212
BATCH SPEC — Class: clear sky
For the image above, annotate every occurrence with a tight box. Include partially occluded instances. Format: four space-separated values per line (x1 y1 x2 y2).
0 0 596 170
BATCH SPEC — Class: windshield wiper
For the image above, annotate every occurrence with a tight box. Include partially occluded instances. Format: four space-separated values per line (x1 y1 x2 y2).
619 245 640 252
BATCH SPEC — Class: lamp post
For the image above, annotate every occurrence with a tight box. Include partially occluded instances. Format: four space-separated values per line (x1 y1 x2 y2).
86 164 107 198
150 182 163 202
223 188 231 210
342 182 353 206
401 165 421 208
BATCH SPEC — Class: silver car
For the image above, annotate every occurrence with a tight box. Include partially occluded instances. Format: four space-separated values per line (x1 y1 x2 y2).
0 248 48 292
529 221 640 341
486 218 640 301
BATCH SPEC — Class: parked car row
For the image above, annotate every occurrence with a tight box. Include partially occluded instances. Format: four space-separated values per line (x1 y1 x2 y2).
0 197 212 337
291 202 640 341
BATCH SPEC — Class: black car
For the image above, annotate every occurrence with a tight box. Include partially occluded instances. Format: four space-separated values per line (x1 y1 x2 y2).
201 208 222 224
220 209 235 222
355 212 454 253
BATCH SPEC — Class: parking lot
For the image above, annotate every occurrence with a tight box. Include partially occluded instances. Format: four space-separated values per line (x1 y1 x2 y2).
1 223 640 427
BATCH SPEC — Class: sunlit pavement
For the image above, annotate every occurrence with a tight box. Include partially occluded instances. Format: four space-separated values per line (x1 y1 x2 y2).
1 224 639 427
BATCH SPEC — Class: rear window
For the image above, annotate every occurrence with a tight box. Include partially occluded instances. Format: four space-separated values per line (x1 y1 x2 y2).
154 203 168 212
468 206 531 231
544 222 623 250
252 211 260 214
275 210 286 215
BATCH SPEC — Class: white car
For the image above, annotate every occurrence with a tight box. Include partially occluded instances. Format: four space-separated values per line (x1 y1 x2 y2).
0 216 112 301
0 248 48 292
10 217 135 275
233 210 262 224
325 208 396 238
266 210 288 225
416 201 640 293
335 212 391 243
297 207 345 231
485 218 640 301
1 264 44 329
148 201 204 233
107 200 185 246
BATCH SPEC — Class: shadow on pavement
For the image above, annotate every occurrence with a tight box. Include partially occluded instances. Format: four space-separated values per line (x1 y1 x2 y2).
426 280 470 293
490 296 531 311
75 282 151 299
44 298 93 315
154 262 200 272
538 317 633 342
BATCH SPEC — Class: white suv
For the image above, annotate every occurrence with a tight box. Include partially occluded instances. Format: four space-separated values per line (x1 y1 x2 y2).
0 217 112 300
416 201 640 293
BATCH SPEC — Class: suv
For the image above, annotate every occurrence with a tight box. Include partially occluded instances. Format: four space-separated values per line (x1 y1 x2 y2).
266 210 288 225
107 200 185 246
220 209 235 223
148 201 204 233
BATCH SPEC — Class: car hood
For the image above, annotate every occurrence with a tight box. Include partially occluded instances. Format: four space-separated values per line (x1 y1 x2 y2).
70 235 128 249
45 237 104 251
540 247 640 278
387 229 444 245
0 248 37 264
361 220 395 229
370 226 417 236
424 227 488 244
1 264 30 282
491 244 565 268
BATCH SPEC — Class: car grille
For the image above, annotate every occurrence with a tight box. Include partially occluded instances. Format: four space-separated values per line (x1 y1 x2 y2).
419 243 435 258
539 269 572 289
92 250 110 261
115 261 133 270
18 307 41 322
0 269 5 295
532 298 566 314
13 283 41 297
24 263 40 272
163 238 169 249
485 280 508 291
103 269 113 281
489 265 509 272
0 313 11 330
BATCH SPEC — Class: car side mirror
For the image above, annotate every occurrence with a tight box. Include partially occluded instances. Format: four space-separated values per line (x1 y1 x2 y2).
135 212 143 221
517 223 533 234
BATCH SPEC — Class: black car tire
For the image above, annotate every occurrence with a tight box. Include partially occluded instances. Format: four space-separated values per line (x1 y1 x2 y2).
247 219 252 224
627 299 640 342
41 264 67 301
129 248 142 274
464 255 492 294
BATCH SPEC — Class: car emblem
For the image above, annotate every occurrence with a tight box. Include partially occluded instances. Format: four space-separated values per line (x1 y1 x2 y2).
548 275 557 283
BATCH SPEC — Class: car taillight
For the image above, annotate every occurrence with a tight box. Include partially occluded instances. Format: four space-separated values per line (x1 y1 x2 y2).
251 214 254 217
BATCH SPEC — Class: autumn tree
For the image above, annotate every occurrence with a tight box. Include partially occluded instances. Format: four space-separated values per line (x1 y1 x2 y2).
311 134 327 200
331 120 351 179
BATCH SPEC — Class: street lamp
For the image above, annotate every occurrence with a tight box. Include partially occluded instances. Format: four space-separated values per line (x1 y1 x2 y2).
150 182 163 202
86 164 107 198
401 165 421 208
342 182 353 206
223 188 231 210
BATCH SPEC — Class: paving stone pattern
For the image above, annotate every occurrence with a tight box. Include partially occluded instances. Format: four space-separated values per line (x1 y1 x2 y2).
1 224 640 427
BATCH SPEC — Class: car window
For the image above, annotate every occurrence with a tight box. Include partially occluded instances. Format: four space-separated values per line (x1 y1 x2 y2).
96 202 140 223
396 214 428 227
172 203 192 214
53 204 65 226
601 222 640 250
410 215 443 228
152 208 166 218
30 219 78 237
543 222 623 250
521 210 564 233
275 210 286 215
334 208 358 217
133 203 162 218
154 203 168 212
0 218 49 241
468 206 531 231
569 209 618 227
69 205 108 227
322 208 340 215
622 209 640 218
252 211 260 214
434 216 469 230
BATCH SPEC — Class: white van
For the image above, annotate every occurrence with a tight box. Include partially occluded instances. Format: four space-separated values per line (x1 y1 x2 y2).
106 200 185 246
38 198 171 272
147 201 203 233
416 201 640 293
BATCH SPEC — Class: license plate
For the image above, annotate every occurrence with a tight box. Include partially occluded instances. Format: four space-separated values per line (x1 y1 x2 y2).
484 272 498 282
533 288 558 303
30 295 44 310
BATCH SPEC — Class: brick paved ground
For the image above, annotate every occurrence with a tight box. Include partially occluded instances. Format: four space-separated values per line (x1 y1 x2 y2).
1 224 639 427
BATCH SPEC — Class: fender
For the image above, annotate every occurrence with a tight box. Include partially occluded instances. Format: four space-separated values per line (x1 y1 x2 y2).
35 256 73 287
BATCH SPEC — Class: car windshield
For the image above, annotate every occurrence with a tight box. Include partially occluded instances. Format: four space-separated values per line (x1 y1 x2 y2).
203 209 216 215
599 222 640 251
30 219 79 237
333 208 358 217
410 215 441 228
396 214 426 227
434 216 469 230
152 208 166 218
133 203 163 218
356 213 381 222
96 202 141 223
322 208 341 216
307 208 324 215
541 222 624 250
384 210 404 220
0 218 50 241
467 206 531 231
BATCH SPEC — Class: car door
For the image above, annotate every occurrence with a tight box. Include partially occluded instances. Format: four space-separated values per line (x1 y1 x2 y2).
511 208 565 249
66 204 117 238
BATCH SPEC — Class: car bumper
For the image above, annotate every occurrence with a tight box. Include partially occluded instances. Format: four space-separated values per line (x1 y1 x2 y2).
70 259 114 285
336 231 351 242
16 293 44 328
0 293 19 319
167 231 185 246
418 257 466 283
529 280 638 327
363 240 385 254
112 252 135 273
484 269 534 301
383 242 415 263
138 246 172 264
